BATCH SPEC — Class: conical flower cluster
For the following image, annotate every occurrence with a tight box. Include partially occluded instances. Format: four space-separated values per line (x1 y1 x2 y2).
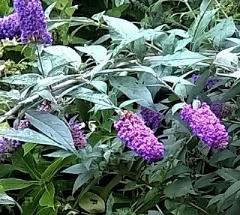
14 0 52 44
69 117 87 150
139 107 162 130
0 0 52 43
180 102 229 149
0 13 20 39
114 111 165 162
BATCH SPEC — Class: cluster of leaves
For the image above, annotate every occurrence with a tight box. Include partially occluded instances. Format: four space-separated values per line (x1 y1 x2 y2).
0 0 240 214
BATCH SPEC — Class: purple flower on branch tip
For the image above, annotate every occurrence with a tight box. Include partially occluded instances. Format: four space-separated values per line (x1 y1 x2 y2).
114 111 165 162
0 13 20 40
191 74 219 90
69 117 87 150
180 102 229 149
0 136 21 156
13 0 52 44
37 100 52 112
139 107 162 130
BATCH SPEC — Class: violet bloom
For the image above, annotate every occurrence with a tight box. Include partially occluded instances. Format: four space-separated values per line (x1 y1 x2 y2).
210 102 233 119
191 74 218 90
18 119 30 129
69 117 87 150
114 111 165 162
0 13 20 40
139 107 162 130
13 0 52 44
180 102 229 149
37 100 52 112
0 136 21 156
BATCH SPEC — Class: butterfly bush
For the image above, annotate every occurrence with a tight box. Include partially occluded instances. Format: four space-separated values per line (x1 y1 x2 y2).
139 107 162 130
210 102 233 119
180 102 229 149
114 111 165 162
0 13 20 39
69 117 87 150
13 0 52 44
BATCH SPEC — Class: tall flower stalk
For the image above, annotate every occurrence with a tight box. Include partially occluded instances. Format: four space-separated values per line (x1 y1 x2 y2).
114 111 165 162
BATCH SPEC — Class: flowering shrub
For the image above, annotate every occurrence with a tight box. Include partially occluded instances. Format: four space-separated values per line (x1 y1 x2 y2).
0 0 240 214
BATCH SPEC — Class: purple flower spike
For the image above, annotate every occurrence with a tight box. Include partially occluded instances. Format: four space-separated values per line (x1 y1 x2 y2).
69 117 87 150
114 111 165 162
14 0 52 44
0 13 20 40
191 74 219 90
139 107 162 130
0 136 21 156
210 102 234 119
180 102 229 149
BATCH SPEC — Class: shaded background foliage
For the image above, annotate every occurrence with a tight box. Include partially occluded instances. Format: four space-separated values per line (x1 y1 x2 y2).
0 0 240 215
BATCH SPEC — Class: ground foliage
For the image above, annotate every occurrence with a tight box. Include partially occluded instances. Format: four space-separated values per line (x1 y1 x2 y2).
0 0 240 215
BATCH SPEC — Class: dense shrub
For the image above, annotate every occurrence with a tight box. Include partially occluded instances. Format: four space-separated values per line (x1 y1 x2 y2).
0 0 240 214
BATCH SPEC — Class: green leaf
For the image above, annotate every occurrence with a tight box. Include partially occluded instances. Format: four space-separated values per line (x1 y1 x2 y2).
110 76 154 108
0 193 15 205
223 181 240 200
0 178 39 191
103 15 139 41
69 87 114 109
208 17 235 47
146 50 208 67
75 45 108 64
62 164 88 175
209 150 236 163
12 149 41 179
0 0 10 15
26 111 75 151
106 193 114 215
43 45 82 69
44 150 73 158
39 183 55 208
79 192 105 214
0 128 62 149
148 210 164 215
0 74 42 86
0 164 14 178
41 158 63 181
36 207 56 215
164 177 196 198
73 173 93 194
0 90 21 100
189 9 217 50
216 168 240 182
90 80 108 93
23 143 37 156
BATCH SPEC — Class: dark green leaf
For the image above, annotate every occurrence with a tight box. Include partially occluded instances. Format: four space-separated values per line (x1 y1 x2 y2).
26 111 75 151
39 183 55 208
164 177 196 198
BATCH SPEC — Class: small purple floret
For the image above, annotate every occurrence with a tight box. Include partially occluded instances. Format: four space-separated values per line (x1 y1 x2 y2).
180 102 229 149
114 111 165 162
